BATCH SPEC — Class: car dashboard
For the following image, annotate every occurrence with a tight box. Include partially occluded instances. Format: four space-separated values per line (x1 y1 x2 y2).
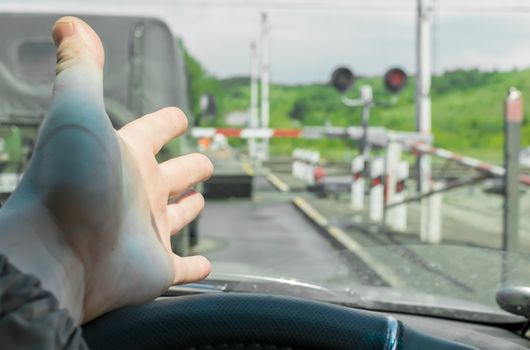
81 289 530 350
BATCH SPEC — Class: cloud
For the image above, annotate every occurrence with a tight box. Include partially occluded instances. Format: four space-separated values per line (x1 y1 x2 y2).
3 0 530 83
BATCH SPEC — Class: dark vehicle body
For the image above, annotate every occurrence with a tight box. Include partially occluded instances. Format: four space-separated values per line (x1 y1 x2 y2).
0 12 195 255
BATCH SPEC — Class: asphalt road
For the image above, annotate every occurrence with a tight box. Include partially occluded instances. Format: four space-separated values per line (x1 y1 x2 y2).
196 198 359 286
195 164 530 310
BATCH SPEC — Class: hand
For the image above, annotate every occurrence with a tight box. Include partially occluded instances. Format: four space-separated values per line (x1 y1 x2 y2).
0 17 213 323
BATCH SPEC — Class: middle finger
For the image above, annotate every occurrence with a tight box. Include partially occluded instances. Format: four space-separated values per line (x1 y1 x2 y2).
159 153 214 197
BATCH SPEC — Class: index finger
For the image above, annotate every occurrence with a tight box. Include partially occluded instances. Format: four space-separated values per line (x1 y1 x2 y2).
118 106 188 155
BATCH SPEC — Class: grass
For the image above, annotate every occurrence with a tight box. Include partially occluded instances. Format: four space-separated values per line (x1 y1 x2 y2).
212 69 530 163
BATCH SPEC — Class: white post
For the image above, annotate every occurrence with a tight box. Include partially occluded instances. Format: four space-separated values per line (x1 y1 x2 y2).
304 150 312 185
369 157 385 222
303 150 310 181
292 148 300 178
421 181 443 243
249 40 259 159
351 155 365 210
259 12 270 161
417 0 434 242
385 138 403 229
296 149 304 180
390 161 410 231
359 85 374 160
307 151 320 186
385 136 402 208
306 151 314 186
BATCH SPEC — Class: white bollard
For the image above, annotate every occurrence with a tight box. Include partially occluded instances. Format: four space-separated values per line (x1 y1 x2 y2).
300 149 309 181
304 150 312 184
301 150 311 183
384 138 403 207
307 151 320 186
369 157 385 222
351 155 365 210
292 149 301 178
388 161 409 231
420 181 443 243
296 149 305 180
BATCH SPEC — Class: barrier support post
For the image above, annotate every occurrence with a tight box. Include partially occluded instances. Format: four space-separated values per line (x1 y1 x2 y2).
388 161 409 231
385 137 402 225
369 157 385 222
351 155 365 210
421 181 443 243
503 87 523 252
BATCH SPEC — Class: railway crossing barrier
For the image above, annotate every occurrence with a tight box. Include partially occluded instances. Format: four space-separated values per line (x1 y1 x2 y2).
191 120 528 244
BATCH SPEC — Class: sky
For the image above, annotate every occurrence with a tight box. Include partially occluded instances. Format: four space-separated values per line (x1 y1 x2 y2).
2 0 530 84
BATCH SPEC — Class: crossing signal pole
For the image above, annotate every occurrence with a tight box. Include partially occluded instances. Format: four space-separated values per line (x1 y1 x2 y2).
503 88 523 252
249 40 259 160
259 12 271 161
416 0 436 242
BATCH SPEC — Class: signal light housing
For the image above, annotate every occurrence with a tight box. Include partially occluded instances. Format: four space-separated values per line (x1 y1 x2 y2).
383 67 407 93
330 67 356 93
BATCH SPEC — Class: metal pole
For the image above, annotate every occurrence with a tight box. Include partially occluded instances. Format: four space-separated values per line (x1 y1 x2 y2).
361 106 370 159
360 85 373 161
416 0 434 242
503 87 523 252
260 12 270 161
249 40 259 160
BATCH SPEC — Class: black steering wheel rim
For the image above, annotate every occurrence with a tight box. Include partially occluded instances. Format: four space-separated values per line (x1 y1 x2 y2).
82 292 400 350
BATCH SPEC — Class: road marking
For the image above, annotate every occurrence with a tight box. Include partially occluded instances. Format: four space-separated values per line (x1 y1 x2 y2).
241 160 255 176
266 171 290 192
293 197 328 227
292 196 404 288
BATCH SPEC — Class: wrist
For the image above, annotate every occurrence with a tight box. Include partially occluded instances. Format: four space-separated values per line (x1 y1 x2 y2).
0 204 85 324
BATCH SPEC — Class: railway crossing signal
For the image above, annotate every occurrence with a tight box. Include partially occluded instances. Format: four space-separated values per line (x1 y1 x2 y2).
384 67 408 93
330 67 356 93
330 66 408 95
329 66 408 170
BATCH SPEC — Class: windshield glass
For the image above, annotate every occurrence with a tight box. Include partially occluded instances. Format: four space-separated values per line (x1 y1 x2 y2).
1 0 530 323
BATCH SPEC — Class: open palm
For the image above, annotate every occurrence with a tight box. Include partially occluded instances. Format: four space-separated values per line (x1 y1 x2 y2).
3 17 212 323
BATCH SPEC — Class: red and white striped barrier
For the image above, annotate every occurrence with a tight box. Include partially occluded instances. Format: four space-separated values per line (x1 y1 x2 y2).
412 142 530 186
193 127 528 185
192 127 302 139
351 155 365 210
191 127 431 148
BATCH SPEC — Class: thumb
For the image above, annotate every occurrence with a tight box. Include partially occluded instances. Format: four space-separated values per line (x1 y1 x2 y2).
52 16 105 98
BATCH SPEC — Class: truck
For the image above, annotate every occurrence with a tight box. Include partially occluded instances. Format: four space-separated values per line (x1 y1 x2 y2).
0 13 196 255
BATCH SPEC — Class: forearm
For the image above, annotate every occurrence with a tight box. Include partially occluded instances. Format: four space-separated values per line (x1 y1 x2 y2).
0 203 85 324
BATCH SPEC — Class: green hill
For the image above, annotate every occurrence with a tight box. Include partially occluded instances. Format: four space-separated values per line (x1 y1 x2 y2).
185 51 529 162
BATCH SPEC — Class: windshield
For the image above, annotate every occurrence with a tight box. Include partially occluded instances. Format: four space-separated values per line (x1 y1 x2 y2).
1 0 530 324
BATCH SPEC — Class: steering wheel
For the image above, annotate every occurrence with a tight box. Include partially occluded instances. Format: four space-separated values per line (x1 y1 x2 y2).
82 293 475 350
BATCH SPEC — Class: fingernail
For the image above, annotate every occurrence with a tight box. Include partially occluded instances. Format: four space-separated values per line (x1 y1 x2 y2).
52 21 75 46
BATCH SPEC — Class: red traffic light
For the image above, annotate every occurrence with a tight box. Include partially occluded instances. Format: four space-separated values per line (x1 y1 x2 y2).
330 67 356 93
384 67 407 93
